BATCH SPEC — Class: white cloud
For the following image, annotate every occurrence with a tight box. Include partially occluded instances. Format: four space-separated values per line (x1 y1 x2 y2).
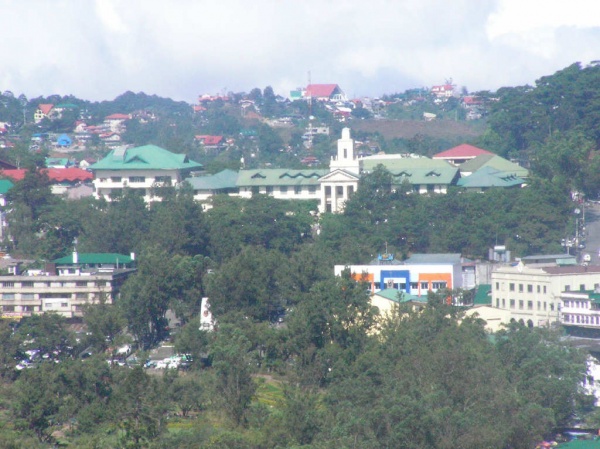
0 0 598 101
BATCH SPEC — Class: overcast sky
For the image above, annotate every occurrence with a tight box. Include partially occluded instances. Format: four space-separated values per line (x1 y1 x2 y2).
1 0 599 103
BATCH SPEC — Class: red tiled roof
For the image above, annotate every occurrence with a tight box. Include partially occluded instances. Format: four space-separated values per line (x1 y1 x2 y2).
195 135 223 145
305 84 339 98
104 113 130 120
38 104 54 115
433 144 493 159
1 168 92 183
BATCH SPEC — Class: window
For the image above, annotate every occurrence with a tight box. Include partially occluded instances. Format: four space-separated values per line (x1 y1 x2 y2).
2 305 14 312
537 301 541 310
155 176 172 184
336 186 343 196
544 302 547 310
22 306 33 312
280 186 288 194
543 286 547 294
76 281 87 287
2 293 14 300
21 281 33 288
496 298 499 307
432 282 447 289
502 298 506 307
410 282 419 289
348 185 355 196
111 176 122 182
518 284 523 293
537 285 541 293
527 301 533 310
308 185 317 194
76 293 87 299
266 186 273 194
509 283 515 292
519 300 524 310
421 282 429 290
565 285 571 292
61 303 68 308
580 284 586 291
21 294 34 300
527 284 533 293
2 282 14 288
510 299 515 308
294 186 302 194
129 176 145 183
495 282 499 290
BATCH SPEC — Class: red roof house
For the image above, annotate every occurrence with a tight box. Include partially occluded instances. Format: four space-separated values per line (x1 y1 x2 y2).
1 168 93 183
304 84 346 102
433 144 493 166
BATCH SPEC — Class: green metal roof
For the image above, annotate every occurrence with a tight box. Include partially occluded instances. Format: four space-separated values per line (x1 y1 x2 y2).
459 154 529 178
473 284 492 305
374 288 428 303
361 157 459 186
53 253 133 265
0 179 14 195
89 145 203 171
457 166 525 188
557 439 600 449
236 169 328 187
186 169 239 191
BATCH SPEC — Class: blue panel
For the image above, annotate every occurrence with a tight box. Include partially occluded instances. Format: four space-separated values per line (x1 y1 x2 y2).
380 270 411 292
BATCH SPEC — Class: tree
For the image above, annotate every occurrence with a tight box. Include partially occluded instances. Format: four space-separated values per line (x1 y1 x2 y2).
114 366 167 448
82 295 128 352
209 326 257 426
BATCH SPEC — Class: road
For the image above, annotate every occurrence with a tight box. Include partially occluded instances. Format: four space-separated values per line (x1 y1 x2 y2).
582 202 600 265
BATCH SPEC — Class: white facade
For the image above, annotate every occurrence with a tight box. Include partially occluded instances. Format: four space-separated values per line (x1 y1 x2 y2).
329 128 359 174
335 261 462 295
491 264 600 327
237 184 320 201
93 168 182 202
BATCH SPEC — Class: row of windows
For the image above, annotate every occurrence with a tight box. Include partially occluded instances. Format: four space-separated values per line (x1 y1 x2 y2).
498 282 599 294
323 186 355 196
2 292 95 300
495 298 555 311
563 300 589 309
563 314 600 325
1 281 108 288
98 176 172 184
500 282 548 294
264 185 318 194
386 281 447 290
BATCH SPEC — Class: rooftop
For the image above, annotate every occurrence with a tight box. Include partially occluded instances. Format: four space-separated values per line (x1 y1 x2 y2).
90 145 202 172
433 144 493 159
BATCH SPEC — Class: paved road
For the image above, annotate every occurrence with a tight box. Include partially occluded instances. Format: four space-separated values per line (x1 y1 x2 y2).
582 202 600 265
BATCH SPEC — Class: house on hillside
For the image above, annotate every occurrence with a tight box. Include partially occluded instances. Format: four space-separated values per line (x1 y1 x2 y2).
103 113 130 133
90 145 203 202
195 135 226 154
1 168 93 195
304 84 347 102
34 104 54 123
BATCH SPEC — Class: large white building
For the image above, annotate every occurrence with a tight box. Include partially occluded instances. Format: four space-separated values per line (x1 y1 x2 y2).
0 253 135 319
491 261 600 327
90 145 203 202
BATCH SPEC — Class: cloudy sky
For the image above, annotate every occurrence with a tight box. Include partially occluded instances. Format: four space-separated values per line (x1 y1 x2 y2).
1 0 599 102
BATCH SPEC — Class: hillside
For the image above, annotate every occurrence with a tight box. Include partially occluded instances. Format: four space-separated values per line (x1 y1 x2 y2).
350 118 485 140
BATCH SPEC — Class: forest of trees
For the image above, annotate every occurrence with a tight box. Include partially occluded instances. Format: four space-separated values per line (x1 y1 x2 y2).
0 62 599 447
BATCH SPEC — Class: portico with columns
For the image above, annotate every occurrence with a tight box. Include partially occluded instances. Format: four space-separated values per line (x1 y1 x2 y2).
319 127 360 213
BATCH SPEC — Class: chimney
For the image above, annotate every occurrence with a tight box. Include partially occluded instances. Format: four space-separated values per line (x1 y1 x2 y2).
72 251 78 264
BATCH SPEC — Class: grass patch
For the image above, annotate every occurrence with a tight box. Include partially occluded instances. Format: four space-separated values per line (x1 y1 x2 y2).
254 377 284 408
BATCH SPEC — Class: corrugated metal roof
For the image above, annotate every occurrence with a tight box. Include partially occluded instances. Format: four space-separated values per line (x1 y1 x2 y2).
236 169 328 187
404 253 462 264
53 253 133 265
186 169 239 191
459 154 529 177
90 145 202 171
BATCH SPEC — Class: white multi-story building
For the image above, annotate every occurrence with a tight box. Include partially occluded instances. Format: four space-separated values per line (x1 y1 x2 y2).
0 252 135 319
491 262 600 327
90 145 203 202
